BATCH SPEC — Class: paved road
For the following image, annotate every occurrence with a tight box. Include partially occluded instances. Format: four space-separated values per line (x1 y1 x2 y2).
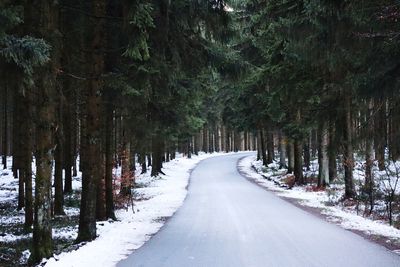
118 153 400 267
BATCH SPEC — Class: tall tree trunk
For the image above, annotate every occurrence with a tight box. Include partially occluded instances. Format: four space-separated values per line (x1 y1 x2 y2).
388 99 400 161
294 139 304 184
63 100 73 193
311 129 318 158
2 81 7 169
77 0 106 242
287 140 294 174
343 93 355 198
29 0 59 259
303 136 311 171
328 119 337 182
365 100 374 214
151 135 163 177
278 130 287 168
120 133 132 195
202 125 208 152
104 104 116 220
258 128 267 166
96 155 106 221
318 122 329 187
374 97 386 170
54 97 65 215
266 130 274 163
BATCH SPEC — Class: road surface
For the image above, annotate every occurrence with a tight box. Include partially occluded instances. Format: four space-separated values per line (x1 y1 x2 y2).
118 153 400 267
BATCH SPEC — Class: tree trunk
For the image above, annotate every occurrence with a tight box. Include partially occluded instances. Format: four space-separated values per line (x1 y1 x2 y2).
63 101 73 193
77 0 106 242
54 130 65 215
96 155 106 221
54 96 65 215
389 99 400 161
2 81 7 169
294 139 304 184
258 128 267 166
374 97 386 170
328 119 337 182
311 129 318 158
278 131 287 168
104 104 116 220
318 122 329 187
343 93 355 198
365 101 374 214
303 136 310 171
151 135 163 177
266 130 274 163
202 125 208 152
120 131 131 195
287 140 294 174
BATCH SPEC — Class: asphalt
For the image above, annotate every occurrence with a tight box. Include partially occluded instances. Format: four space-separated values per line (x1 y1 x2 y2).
118 152 400 267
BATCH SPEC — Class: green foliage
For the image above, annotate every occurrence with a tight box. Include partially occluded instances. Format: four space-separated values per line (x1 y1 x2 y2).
0 3 50 75
123 1 154 61
0 36 50 75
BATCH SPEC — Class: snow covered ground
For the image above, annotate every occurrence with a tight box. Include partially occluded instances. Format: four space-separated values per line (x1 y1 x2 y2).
238 155 400 249
44 153 228 267
0 152 229 266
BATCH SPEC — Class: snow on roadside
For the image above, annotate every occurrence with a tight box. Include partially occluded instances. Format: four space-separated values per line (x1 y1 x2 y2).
43 152 226 267
238 155 400 242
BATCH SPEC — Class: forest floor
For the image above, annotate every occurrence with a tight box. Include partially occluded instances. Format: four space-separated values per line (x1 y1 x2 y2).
0 152 226 267
238 155 400 254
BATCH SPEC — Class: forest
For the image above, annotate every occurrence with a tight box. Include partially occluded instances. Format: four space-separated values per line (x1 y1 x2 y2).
0 0 400 265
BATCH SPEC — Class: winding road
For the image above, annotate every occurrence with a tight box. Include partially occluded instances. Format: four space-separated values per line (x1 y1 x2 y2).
118 153 400 267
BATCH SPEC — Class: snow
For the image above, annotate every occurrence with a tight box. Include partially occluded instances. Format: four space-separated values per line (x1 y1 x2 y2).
42 152 228 267
238 155 400 242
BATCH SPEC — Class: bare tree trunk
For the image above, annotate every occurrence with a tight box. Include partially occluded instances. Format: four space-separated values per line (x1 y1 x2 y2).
318 122 329 187
343 93 355 198
365 100 374 213
30 0 58 258
77 0 106 242
104 104 116 220
303 135 310 171
96 155 106 221
294 139 304 184
328 119 337 182
54 96 65 215
202 125 208 152
278 131 287 168
258 128 267 166
287 140 294 174
267 130 274 163
374 97 386 170
2 82 7 169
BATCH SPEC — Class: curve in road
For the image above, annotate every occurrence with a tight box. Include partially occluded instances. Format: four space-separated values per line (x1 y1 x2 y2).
118 153 400 267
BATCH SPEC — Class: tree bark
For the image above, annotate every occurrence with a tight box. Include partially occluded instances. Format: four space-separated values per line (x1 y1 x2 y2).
287 140 294 174
303 137 310 171
2 81 7 169
343 93 355 198
258 128 267 166
278 131 287 168
318 122 329 187
104 104 116 220
328 119 337 182
54 95 65 215
374 97 386 170
365 101 374 214
294 139 304 184
266 130 274 163
77 0 106 242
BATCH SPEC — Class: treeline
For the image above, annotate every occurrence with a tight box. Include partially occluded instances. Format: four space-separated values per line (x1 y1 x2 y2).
0 0 240 263
224 0 400 196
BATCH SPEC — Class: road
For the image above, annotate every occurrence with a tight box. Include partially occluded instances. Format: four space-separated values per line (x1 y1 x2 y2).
118 153 400 267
